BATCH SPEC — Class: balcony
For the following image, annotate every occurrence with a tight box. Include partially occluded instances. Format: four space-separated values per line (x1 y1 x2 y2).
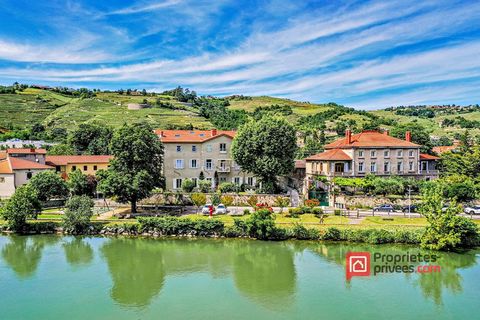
217 166 231 173
420 170 439 175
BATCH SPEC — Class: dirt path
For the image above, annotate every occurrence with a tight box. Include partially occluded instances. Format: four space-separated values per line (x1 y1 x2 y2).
96 207 130 220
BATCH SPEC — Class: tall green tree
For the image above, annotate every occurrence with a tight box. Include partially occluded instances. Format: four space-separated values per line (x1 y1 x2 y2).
68 170 96 196
390 122 432 153
29 170 68 201
68 122 112 155
97 123 164 213
232 117 297 193
62 195 95 233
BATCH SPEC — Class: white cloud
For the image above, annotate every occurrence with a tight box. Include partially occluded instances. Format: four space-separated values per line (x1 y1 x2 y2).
109 0 184 15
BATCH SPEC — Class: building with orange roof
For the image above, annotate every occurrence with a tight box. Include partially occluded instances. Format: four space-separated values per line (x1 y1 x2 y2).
303 130 440 202
46 155 113 179
0 149 54 198
157 129 256 190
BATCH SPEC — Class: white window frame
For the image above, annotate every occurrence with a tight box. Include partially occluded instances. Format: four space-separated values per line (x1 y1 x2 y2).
409 161 414 171
206 144 213 152
370 162 377 173
205 159 213 170
219 143 227 153
174 159 184 169
397 150 403 157
192 145 197 152
408 150 414 157
384 161 390 172
358 162 364 172
190 159 198 168
176 145 182 152
173 178 182 189
233 177 241 185
384 150 390 158
370 150 376 158
397 162 403 172
358 150 364 158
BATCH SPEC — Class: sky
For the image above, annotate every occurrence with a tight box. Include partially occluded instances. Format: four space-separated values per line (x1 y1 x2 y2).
0 0 479 109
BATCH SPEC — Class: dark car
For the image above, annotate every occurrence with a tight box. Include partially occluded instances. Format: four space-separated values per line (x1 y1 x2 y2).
373 204 394 212
402 205 418 213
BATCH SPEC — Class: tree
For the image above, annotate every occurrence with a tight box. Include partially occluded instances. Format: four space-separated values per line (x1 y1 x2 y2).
232 117 297 193
191 193 207 214
221 195 234 207
419 184 479 250
97 123 164 213
62 195 94 233
390 122 432 153
0 185 41 231
29 170 68 202
68 122 113 155
274 196 290 213
198 180 211 193
68 170 95 196
47 144 75 155
181 179 196 193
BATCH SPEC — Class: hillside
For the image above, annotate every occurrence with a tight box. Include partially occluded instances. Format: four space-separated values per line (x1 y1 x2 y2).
0 86 477 144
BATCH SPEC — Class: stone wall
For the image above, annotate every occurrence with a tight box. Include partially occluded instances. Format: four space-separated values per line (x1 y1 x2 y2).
335 194 420 209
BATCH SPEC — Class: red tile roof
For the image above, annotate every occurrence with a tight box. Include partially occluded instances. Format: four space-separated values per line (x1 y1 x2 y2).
46 155 113 166
324 130 420 149
306 149 352 161
8 157 54 170
420 153 440 160
155 129 236 143
432 145 456 155
295 160 306 169
0 159 12 174
6 148 47 154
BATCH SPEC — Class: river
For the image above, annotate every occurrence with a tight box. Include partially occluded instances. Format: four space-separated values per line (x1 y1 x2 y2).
0 235 478 319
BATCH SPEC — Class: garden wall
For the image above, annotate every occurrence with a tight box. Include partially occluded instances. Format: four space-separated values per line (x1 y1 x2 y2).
336 194 421 209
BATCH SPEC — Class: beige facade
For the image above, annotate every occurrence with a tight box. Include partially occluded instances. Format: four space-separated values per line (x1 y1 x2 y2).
161 132 255 190
0 174 15 198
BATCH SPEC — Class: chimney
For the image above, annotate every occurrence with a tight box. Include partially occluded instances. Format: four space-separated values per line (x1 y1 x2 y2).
383 129 389 136
211 129 217 136
159 130 163 137
405 131 411 142
345 129 352 144
30 148 35 153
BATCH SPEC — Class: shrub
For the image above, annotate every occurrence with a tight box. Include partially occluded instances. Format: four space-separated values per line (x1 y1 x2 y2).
274 196 290 213
223 219 248 237
245 209 277 240
243 209 251 215
334 209 342 216
181 179 196 193
287 208 301 218
247 195 258 210
218 182 238 193
137 216 224 236
323 227 342 241
291 223 311 240
304 199 320 208
255 203 273 212
0 185 41 232
62 195 94 233
221 195 234 207
29 170 68 202
211 193 221 206
312 207 324 216
198 180 211 193
191 193 207 213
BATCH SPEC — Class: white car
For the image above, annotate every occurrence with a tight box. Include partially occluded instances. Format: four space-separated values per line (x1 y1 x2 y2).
201 204 215 215
215 204 228 215
464 205 480 215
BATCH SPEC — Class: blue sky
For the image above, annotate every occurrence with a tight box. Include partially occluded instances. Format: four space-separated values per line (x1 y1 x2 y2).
0 0 479 109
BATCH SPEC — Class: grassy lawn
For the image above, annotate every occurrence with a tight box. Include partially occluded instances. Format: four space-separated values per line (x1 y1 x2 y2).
362 216 427 226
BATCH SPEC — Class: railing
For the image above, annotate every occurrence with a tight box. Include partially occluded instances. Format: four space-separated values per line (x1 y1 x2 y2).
420 170 439 175
217 166 231 172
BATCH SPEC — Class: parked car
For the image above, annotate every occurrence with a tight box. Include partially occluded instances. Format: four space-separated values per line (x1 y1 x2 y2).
402 205 418 213
215 204 228 215
373 204 395 212
463 205 480 215
201 204 215 215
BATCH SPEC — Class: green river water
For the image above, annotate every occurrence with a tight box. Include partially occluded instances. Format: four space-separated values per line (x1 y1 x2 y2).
0 235 478 320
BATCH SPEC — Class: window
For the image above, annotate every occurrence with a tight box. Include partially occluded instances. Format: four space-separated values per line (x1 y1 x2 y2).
421 161 427 171
192 178 198 186
205 159 213 170
234 177 241 185
370 150 376 158
192 145 197 152
384 150 390 157
358 150 364 157
397 150 403 157
247 177 254 186
358 162 364 172
409 150 414 157
370 162 377 173
56 166 61 172
93 165 98 171
384 161 390 172
219 143 227 153
174 178 182 189
190 159 198 168
72 165 77 171
206 144 212 152
0 177 5 183
397 162 403 172
409 161 414 171
219 177 227 183
175 159 184 169
83 165 88 171
26 172 33 180
176 145 182 152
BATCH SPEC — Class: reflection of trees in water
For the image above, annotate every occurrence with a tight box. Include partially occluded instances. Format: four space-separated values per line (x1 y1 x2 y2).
100 238 297 310
1 235 60 278
232 241 296 311
63 238 94 266
300 241 478 305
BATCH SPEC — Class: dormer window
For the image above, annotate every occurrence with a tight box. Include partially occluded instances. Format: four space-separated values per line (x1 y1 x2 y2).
199 133 205 137
176 145 182 152
175 134 180 137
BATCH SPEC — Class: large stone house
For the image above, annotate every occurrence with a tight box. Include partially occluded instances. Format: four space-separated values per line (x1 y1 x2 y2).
156 129 256 190
303 130 439 201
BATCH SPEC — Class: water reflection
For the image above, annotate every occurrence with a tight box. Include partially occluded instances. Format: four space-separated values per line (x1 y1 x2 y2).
297 241 478 305
63 238 94 267
100 238 296 309
1 235 60 278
